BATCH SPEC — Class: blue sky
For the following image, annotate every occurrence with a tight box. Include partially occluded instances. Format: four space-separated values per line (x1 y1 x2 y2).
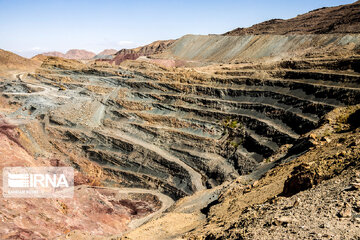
0 0 355 57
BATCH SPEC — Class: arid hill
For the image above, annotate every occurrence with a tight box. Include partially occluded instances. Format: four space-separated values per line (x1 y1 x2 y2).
131 39 175 55
110 40 175 65
31 54 49 62
224 0 360 35
0 49 41 77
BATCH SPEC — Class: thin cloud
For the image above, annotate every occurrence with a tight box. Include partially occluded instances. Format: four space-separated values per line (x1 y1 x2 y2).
117 41 134 46
31 47 42 51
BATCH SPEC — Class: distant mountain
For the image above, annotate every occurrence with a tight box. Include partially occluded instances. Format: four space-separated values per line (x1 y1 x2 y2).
224 0 360 35
93 49 118 60
42 49 96 60
42 40 175 63
97 49 117 56
42 51 65 58
65 49 96 60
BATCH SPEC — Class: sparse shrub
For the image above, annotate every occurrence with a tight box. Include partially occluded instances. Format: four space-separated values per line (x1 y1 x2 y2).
230 141 239 148
222 118 245 151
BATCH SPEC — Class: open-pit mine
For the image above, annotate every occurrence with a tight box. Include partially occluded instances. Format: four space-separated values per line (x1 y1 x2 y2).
1 1 360 239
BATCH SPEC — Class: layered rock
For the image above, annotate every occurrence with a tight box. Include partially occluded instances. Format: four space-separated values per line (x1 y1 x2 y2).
3 53 360 203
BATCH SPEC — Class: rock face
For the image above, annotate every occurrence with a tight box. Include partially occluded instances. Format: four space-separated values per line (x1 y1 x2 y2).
42 49 96 60
224 1 360 35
